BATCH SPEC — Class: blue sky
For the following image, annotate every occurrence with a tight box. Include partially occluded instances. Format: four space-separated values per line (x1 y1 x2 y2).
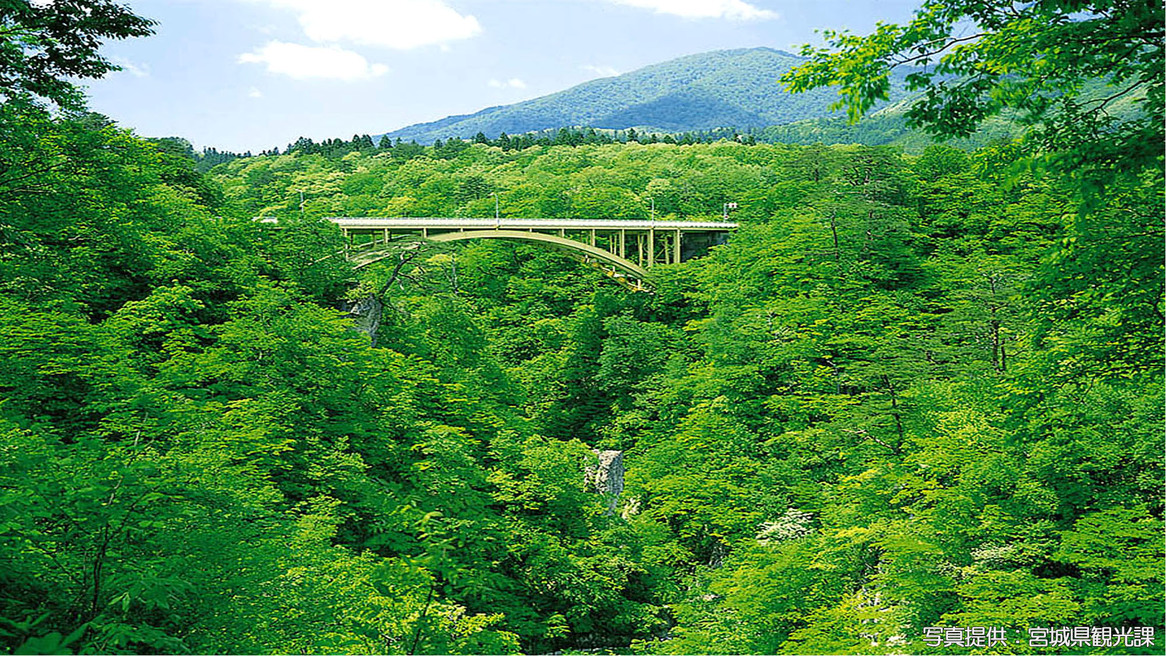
84 1 924 152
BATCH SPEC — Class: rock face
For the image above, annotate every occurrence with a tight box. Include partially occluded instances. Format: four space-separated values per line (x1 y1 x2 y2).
587 450 624 515
347 294 383 345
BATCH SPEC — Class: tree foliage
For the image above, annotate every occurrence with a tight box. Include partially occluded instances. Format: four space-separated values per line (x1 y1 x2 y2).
0 0 155 107
782 0 1164 188
0 2 1162 653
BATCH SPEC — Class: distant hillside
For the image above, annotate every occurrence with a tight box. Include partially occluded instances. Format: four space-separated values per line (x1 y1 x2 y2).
383 48 912 144
757 98 1022 153
756 77 1148 153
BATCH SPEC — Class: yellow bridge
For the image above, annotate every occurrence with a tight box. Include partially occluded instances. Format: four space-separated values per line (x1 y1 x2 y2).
317 217 738 291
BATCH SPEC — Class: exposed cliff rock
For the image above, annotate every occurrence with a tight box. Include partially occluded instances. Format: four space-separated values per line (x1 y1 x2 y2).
586 450 624 515
347 294 383 345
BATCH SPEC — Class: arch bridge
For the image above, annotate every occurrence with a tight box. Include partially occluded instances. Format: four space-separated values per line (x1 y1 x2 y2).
309 218 738 291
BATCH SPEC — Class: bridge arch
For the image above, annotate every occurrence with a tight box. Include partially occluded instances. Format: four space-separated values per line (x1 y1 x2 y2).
259 217 737 292
351 229 653 290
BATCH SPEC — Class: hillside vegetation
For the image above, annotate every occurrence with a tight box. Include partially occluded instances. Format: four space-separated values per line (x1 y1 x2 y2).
3 121 1161 652
1 0 1162 653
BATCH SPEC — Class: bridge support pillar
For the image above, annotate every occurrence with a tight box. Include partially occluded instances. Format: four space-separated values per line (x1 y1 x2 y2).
648 229 655 267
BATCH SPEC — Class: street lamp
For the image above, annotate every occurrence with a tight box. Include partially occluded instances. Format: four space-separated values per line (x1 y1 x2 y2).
647 196 655 222
491 191 500 227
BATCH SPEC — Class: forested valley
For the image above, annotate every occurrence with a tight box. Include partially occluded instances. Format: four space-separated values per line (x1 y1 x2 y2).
1 0 1163 654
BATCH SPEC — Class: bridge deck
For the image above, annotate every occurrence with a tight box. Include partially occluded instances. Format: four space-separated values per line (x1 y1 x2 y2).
318 217 738 231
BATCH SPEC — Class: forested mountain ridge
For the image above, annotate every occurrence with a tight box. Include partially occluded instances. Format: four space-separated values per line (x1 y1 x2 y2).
381 48 913 144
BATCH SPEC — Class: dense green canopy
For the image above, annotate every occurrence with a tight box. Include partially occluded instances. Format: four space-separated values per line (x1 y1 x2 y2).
0 0 1161 653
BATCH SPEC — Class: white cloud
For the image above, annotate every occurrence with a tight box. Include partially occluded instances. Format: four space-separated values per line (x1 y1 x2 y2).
248 87 264 98
239 41 389 80
253 0 482 49
111 56 149 78
581 64 620 78
488 78 527 89
601 0 777 20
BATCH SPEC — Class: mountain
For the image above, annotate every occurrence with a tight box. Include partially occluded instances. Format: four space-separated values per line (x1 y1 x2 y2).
755 76 1148 153
382 47 912 144
756 97 1023 153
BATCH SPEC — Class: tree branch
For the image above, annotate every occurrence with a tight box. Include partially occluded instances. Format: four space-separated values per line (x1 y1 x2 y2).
889 33 988 67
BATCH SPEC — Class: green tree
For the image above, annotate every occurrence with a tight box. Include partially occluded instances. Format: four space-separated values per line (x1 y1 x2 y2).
0 0 155 107
783 0 1163 189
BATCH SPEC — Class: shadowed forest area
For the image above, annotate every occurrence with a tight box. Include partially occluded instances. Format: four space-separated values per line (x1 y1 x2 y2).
0 0 1162 654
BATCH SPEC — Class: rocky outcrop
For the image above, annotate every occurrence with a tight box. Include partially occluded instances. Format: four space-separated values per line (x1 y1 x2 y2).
347 294 383 345
587 450 624 515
